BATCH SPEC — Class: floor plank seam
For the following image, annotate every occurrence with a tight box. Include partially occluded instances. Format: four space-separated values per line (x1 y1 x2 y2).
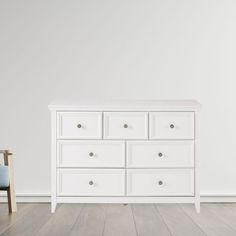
177 204 207 236
220 203 236 214
101 204 108 236
180 205 209 235
154 204 173 236
0 204 34 236
3 203 236 236
68 204 85 236
204 204 236 234
35 203 64 236
33 204 56 236
130 204 139 236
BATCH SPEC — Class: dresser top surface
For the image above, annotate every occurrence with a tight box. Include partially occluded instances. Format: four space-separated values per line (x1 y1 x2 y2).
48 100 201 111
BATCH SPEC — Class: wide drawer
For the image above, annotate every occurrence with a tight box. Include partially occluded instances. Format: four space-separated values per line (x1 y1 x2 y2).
57 112 102 139
149 112 194 139
127 141 194 168
57 169 125 196
57 140 125 167
127 169 194 196
103 112 148 139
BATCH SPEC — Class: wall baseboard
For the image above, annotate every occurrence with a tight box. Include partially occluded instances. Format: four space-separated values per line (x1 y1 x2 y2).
201 196 236 202
1 193 236 203
0 193 50 203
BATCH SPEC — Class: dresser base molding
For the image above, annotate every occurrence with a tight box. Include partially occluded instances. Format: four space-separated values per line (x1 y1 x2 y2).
52 196 200 213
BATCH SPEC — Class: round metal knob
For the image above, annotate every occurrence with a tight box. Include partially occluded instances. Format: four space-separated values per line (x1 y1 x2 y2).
158 181 163 185
89 152 94 157
77 124 82 128
158 152 163 157
170 124 174 129
123 124 128 128
89 181 94 185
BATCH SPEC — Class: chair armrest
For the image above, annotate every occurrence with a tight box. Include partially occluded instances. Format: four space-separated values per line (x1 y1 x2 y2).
0 150 13 166
0 150 13 155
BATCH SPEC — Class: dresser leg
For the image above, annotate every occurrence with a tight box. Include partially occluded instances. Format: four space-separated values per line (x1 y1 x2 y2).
51 201 57 213
195 200 200 213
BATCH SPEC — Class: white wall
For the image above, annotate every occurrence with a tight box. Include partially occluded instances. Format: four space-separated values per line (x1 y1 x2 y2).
0 0 236 198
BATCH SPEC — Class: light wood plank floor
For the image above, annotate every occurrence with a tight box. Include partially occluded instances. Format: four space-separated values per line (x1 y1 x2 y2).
1 203 236 236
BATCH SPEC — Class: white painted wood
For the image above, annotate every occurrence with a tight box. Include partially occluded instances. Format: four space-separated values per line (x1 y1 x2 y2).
127 169 194 196
49 100 201 111
57 196 196 203
194 111 200 213
49 100 201 213
57 140 125 168
51 110 57 213
57 169 125 196
127 141 194 168
57 112 102 139
103 112 148 139
149 112 194 139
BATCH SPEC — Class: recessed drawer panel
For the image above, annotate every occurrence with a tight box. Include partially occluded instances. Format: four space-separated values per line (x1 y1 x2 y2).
57 169 125 196
127 141 194 168
103 112 148 139
149 112 194 139
57 140 125 167
57 112 102 139
127 169 194 196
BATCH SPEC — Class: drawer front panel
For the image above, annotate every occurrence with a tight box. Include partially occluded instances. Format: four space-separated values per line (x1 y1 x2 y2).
57 141 125 167
149 112 194 139
57 112 102 139
57 169 125 196
127 169 194 196
127 141 194 168
103 112 148 139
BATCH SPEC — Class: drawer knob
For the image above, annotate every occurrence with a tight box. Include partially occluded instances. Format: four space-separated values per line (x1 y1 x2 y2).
158 152 163 157
89 152 94 157
170 124 175 129
89 181 94 185
123 124 128 128
77 124 82 128
158 181 163 185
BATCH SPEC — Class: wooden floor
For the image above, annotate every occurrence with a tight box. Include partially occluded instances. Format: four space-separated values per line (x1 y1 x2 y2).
1 203 236 236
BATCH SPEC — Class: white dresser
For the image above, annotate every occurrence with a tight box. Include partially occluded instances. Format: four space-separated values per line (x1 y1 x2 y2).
49 100 201 213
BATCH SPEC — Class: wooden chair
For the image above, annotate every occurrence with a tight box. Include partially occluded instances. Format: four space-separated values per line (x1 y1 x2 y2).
0 150 17 213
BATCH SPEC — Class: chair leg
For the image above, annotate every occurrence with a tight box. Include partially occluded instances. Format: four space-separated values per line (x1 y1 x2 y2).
7 186 17 213
4 151 17 213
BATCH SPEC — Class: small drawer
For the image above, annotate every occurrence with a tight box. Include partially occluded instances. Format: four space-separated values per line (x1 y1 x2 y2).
103 112 148 139
127 169 194 196
127 141 194 168
57 140 125 168
57 169 125 196
57 112 102 139
149 112 194 139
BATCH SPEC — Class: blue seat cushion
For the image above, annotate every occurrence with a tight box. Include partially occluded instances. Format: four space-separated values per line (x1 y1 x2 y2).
0 165 9 189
